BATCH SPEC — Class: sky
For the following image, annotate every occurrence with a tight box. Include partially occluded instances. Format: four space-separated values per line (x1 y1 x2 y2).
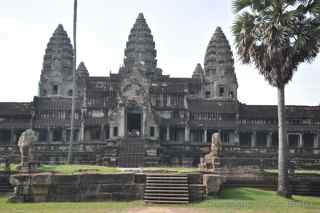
0 0 319 105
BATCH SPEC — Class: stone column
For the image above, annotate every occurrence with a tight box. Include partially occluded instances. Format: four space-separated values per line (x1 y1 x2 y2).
155 126 160 139
79 122 85 142
251 131 256 147
10 128 15 145
62 129 67 143
167 95 171 107
234 130 239 145
48 127 52 143
166 126 170 141
203 128 207 143
109 126 113 139
100 124 106 140
298 133 303 148
185 126 190 142
314 133 319 154
267 132 273 148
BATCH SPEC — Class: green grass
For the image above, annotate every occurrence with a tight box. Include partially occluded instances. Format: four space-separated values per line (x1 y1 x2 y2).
0 188 319 213
1 164 199 174
191 188 320 213
37 164 121 174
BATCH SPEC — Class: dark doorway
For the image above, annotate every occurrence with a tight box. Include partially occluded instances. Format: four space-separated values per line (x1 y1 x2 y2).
127 113 142 137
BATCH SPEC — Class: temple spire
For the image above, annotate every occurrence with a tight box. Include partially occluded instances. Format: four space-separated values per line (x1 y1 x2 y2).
123 13 157 71
203 27 238 100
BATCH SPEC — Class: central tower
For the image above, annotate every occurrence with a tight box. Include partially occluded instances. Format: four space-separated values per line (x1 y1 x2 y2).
123 13 159 78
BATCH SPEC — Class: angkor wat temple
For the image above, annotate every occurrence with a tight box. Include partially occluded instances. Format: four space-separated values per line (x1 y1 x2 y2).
0 13 319 167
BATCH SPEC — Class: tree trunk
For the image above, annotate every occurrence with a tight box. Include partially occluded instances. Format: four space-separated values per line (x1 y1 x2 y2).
67 0 77 164
277 85 291 198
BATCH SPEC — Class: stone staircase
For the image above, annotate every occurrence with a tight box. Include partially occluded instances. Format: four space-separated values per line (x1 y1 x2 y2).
118 137 144 167
144 174 190 204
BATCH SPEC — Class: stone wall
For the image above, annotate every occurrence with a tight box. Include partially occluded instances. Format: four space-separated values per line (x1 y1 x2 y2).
10 173 144 202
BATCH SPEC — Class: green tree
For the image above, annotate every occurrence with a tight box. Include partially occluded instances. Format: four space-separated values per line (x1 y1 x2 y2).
232 0 320 197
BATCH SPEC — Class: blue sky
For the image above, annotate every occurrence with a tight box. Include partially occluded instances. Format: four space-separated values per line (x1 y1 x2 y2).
0 0 319 105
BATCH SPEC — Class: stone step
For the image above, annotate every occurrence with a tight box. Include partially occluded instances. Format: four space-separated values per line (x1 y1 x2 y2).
145 183 188 186
144 193 189 197
147 176 188 180
144 196 189 201
145 186 189 190
144 199 189 204
144 189 189 193
144 174 190 204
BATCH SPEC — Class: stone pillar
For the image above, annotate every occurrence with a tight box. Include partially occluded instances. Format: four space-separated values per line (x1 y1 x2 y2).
79 122 85 142
166 126 170 141
155 126 160 139
251 131 256 147
10 128 15 145
100 124 106 140
62 129 67 143
167 95 171 107
267 132 272 148
314 133 319 154
109 126 113 139
185 126 190 142
298 133 303 148
234 130 239 145
48 127 52 143
203 128 207 143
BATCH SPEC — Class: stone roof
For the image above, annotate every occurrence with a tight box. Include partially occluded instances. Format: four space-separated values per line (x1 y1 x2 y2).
192 63 204 79
41 24 73 76
239 104 320 120
0 102 32 116
77 62 89 77
204 27 237 85
124 13 157 70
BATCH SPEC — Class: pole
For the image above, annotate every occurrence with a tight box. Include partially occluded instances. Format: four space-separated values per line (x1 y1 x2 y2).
67 0 77 164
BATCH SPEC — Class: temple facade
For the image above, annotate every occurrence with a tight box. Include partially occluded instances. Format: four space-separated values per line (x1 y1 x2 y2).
0 13 319 167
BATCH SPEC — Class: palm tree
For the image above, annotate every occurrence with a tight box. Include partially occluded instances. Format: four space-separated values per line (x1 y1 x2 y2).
67 0 78 164
232 0 320 197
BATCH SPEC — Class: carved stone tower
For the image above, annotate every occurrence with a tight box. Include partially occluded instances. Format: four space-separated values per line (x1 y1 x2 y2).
203 27 238 100
39 24 74 97
123 13 161 79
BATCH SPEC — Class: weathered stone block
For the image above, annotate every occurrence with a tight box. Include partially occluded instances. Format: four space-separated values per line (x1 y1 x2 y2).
203 174 225 195
52 174 80 185
32 185 49 195
187 173 203 184
134 173 146 184
80 173 135 184
31 174 52 185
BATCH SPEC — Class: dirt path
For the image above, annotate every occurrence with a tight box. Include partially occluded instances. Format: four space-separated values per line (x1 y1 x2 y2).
126 207 212 213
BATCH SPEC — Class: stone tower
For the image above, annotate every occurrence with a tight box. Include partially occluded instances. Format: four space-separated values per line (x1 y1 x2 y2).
203 27 238 100
76 62 89 97
39 24 74 97
123 13 161 78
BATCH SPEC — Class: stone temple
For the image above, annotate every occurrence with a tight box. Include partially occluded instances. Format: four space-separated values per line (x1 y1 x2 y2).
0 13 319 167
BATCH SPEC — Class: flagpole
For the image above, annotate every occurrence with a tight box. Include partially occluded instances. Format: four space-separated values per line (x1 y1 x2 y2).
67 0 77 164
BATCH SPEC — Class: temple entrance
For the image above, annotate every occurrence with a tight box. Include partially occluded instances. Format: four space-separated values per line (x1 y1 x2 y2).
127 112 142 137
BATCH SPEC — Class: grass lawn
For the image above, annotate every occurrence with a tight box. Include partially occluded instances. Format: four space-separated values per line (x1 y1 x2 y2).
1 164 200 174
0 188 319 213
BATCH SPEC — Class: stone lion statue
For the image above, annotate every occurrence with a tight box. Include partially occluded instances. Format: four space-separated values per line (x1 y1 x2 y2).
17 129 38 166
200 132 222 172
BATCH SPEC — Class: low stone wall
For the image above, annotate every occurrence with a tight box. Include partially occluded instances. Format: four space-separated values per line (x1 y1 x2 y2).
9 172 226 203
10 173 144 202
